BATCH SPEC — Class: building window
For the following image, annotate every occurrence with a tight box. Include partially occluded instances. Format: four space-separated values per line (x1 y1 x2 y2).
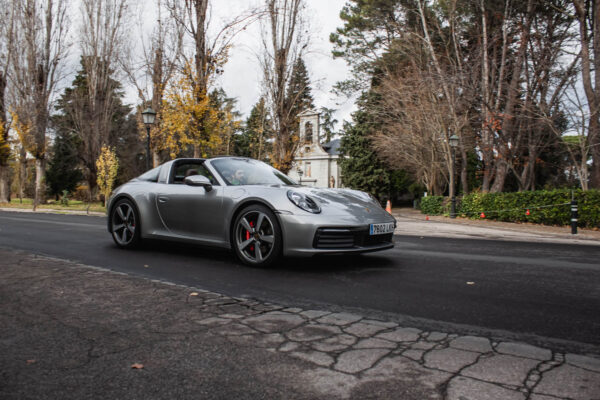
305 121 313 143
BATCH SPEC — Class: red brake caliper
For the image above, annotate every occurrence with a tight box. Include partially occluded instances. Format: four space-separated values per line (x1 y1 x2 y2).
247 221 254 252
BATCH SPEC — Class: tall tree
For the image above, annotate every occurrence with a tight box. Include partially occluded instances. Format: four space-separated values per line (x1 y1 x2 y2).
0 0 15 203
53 59 137 195
573 0 600 188
45 131 82 199
319 107 338 143
261 0 309 173
339 109 390 200
167 0 258 158
286 57 314 140
77 0 129 194
121 0 183 167
333 0 578 194
9 0 69 209
209 88 242 156
235 97 272 160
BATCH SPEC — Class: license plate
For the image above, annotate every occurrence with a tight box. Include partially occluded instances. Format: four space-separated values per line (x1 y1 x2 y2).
369 222 395 235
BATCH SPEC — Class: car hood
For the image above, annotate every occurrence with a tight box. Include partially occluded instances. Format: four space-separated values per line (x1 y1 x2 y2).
290 186 393 221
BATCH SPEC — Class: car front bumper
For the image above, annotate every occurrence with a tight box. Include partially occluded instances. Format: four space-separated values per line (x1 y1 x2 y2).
277 213 396 257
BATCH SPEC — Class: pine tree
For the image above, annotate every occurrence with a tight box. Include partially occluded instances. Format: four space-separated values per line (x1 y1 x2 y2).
45 131 83 200
208 88 242 156
319 107 338 143
286 58 315 141
338 109 390 201
234 98 272 161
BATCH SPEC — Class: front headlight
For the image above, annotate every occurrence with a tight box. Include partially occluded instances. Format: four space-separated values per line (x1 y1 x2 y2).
287 190 321 213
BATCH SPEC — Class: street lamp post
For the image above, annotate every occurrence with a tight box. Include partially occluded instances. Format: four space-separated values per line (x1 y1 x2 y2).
141 107 156 171
449 134 459 219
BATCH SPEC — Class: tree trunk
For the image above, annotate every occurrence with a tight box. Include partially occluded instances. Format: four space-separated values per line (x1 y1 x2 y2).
490 160 508 193
33 158 45 210
18 147 26 203
480 0 492 193
589 116 600 187
153 151 160 168
580 158 589 190
0 165 10 203
460 146 468 195
573 0 600 188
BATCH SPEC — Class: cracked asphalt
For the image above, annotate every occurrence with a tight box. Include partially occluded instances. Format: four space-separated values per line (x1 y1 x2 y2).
1 250 599 400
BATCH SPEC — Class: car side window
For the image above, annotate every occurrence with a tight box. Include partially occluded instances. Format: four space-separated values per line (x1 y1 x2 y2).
172 163 218 185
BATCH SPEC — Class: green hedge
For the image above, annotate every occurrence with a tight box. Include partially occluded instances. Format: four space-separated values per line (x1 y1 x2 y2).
419 189 600 228
420 196 445 215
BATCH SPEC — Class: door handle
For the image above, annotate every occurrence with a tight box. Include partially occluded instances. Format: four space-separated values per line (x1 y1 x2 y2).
158 196 169 203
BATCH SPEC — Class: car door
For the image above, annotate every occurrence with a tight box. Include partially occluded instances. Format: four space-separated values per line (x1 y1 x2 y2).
156 161 225 243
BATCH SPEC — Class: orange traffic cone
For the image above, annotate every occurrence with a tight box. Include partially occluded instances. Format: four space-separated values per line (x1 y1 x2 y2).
480 212 486 218
385 200 392 214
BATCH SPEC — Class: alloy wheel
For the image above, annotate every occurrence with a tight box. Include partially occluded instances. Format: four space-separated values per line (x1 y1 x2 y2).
235 210 275 264
112 202 136 246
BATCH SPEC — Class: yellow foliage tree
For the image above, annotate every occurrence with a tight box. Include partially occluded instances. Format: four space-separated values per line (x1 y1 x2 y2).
10 111 35 155
160 63 238 159
0 123 10 163
96 146 119 207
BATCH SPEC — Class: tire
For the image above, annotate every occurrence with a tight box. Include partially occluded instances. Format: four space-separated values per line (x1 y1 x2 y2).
110 198 141 248
232 204 282 267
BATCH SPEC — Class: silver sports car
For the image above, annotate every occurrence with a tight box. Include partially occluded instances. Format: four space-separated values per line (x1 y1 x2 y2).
107 157 396 266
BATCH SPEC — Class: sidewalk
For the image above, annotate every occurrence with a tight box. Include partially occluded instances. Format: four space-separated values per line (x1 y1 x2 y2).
393 208 600 246
1 249 598 400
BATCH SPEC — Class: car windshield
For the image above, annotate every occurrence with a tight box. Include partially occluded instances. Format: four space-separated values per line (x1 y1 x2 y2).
137 166 161 182
211 158 297 186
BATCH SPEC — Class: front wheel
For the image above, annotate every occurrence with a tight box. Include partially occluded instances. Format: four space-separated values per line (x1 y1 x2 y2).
232 205 282 267
110 199 141 248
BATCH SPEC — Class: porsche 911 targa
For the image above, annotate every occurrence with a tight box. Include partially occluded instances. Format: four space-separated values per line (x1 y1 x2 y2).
107 157 396 267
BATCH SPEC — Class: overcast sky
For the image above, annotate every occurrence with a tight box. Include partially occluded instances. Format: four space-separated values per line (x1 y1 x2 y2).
213 0 356 130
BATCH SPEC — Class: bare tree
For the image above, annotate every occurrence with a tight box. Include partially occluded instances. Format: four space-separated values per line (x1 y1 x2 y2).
9 0 70 209
75 0 129 195
0 0 16 203
573 0 600 188
414 0 475 198
372 69 450 196
261 0 309 173
121 0 183 167
538 77 592 190
166 0 260 158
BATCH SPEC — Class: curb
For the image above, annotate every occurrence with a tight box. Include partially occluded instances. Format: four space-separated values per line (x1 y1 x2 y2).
0 207 106 217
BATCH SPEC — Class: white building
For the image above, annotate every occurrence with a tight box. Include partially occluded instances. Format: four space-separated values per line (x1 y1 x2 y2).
287 109 342 188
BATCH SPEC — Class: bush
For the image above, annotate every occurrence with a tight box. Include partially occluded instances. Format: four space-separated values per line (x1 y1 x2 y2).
420 196 445 215
420 189 600 228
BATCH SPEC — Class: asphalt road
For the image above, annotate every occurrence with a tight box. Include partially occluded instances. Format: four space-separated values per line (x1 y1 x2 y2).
1 210 599 353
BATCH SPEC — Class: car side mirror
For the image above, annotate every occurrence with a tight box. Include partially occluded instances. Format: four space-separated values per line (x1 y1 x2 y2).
184 175 213 192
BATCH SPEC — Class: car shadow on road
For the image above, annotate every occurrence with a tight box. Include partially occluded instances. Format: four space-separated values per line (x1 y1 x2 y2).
273 254 397 273
123 240 397 274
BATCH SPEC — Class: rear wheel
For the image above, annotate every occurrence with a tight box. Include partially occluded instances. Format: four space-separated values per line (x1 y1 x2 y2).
111 199 141 248
233 205 282 267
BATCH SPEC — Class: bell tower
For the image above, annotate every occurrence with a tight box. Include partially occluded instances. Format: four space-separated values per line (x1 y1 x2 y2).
298 109 320 145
